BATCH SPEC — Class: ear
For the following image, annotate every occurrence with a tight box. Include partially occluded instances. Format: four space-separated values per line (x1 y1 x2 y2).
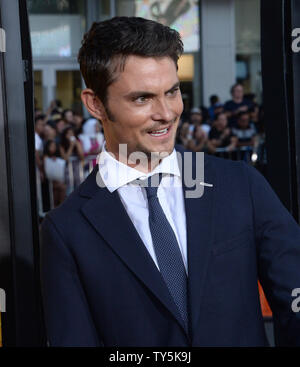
80 88 106 121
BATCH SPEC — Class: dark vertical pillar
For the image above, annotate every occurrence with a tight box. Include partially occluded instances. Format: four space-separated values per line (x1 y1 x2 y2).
0 0 45 346
261 0 299 220
291 0 300 221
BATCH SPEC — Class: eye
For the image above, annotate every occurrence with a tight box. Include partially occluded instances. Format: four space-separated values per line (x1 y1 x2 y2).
136 96 148 103
167 88 179 97
133 95 150 104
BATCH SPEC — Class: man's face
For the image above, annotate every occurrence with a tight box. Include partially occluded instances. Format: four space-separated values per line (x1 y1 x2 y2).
238 114 250 128
35 119 45 135
216 113 227 130
102 56 183 159
233 85 244 100
56 119 66 133
190 113 202 125
65 111 74 124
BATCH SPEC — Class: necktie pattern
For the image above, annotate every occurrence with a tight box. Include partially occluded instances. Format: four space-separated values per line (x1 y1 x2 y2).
142 174 189 332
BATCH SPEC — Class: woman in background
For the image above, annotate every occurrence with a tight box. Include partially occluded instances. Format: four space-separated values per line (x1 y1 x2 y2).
43 140 66 207
59 126 85 194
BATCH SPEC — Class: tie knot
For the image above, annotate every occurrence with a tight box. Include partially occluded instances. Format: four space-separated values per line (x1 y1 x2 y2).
141 173 163 200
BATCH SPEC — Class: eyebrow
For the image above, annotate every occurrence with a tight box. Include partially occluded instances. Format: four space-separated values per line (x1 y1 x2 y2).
125 82 180 99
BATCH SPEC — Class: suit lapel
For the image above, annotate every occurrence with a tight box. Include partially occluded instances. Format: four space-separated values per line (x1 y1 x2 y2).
178 147 216 338
79 167 190 340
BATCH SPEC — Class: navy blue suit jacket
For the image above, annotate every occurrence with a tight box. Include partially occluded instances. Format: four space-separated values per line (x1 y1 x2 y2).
40 147 300 346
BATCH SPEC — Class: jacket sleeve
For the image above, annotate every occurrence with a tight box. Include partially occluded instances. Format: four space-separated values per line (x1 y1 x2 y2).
40 215 102 346
244 162 300 346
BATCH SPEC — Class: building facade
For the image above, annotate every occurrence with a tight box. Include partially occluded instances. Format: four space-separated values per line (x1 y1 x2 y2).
28 0 261 112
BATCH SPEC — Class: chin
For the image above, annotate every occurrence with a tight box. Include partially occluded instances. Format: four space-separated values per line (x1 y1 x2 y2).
152 141 175 156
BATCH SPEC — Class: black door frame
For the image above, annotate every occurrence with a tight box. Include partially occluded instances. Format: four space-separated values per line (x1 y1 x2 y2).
261 0 300 221
0 0 45 346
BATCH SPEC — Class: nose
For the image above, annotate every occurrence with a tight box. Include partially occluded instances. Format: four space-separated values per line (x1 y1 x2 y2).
151 98 174 123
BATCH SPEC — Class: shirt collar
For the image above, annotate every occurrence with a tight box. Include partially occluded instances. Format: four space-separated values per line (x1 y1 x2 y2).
98 142 181 193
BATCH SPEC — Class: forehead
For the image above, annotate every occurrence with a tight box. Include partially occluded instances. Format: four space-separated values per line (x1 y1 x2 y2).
217 116 226 122
234 85 243 91
109 55 179 93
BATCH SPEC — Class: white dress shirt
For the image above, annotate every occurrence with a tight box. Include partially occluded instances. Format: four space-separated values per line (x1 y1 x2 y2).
35 132 43 152
98 143 188 273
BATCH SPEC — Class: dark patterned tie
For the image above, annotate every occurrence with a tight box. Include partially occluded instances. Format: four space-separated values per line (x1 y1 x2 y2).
141 173 188 332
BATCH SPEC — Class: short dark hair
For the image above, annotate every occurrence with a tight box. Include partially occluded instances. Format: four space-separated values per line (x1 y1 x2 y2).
35 114 45 124
230 83 243 95
78 16 184 106
44 139 58 157
210 95 219 105
237 111 250 120
214 112 226 121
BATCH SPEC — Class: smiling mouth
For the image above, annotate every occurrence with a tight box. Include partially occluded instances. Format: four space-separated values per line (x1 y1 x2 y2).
147 125 171 137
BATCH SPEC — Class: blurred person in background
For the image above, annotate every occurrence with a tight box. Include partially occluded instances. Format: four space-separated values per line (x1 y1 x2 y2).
43 140 66 207
182 107 211 142
232 111 258 148
208 94 223 121
53 117 67 146
59 126 84 162
35 114 46 181
176 119 190 147
43 123 57 143
224 83 254 126
79 118 104 170
35 114 45 152
62 108 75 126
59 126 84 193
34 108 44 118
249 105 264 135
45 99 63 122
73 111 85 136
207 112 237 154
187 124 208 152
191 107 210 135
79 118 104 155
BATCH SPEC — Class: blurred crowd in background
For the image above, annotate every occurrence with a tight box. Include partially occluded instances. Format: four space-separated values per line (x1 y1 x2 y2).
35 99 104 213
35 82 266 215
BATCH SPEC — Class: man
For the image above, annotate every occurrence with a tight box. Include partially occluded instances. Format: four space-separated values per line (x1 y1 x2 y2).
208 94 223 121
41 16 300 347
231 111 258 148
180 107 210 150
224 83 254 126
189 107 211 137
207 112 237 154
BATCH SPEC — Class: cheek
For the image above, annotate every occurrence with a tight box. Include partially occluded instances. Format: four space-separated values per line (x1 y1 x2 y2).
116 110 150 132
108 99 149 128
110 119 145 143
